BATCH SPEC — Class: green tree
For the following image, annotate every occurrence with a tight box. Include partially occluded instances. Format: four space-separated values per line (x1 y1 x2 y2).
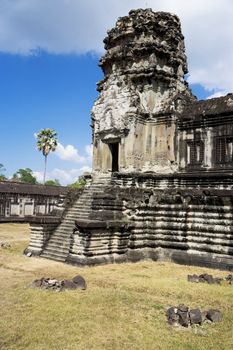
12 168 37 184
67 176 86 189
0 163 7 181
0 174 7 181
36 128 58 184
44 179 61 186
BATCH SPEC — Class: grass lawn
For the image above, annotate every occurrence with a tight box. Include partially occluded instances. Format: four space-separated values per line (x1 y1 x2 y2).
0 223 233 350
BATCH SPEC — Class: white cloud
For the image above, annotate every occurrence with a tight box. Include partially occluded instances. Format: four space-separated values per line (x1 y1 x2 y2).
206 90 228 100
55 142 93 164
34 142 93 184
33 166 92 185
33 171 44 183
0 0 232 94
55 142 86 163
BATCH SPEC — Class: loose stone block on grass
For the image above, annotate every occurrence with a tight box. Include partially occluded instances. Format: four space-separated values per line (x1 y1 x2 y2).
166 304 222 329
30 275 87 292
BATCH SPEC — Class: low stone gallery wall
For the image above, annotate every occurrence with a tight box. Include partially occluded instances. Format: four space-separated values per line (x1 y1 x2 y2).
0 181 82 222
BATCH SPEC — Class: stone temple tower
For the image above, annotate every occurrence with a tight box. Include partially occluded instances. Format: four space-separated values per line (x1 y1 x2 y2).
92 8 195 176
27 8 233 270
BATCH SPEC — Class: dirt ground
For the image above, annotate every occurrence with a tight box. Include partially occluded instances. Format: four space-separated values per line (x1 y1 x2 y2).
0 223 79 271
0 223 30 241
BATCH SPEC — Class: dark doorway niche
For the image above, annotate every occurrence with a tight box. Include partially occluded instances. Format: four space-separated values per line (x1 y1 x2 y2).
109 143 119 172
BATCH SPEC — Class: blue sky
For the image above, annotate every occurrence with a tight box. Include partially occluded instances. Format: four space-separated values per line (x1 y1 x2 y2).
0 52 101 183
0 0 232 184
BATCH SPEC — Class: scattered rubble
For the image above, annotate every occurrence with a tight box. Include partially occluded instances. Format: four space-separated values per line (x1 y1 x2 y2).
72 275 87 289
30 275 87 292
166 304 222 328
206 309 223 323
225 274 233 284
0 241 11 249
188 273 232 285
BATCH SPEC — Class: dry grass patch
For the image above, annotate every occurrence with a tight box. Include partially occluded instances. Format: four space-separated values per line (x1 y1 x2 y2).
0 223 30 242
0 223 233 350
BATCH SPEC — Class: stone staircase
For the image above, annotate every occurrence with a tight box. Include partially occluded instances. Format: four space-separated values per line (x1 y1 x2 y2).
40 179 109 262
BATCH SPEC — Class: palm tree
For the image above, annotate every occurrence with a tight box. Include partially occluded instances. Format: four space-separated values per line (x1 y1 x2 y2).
36 128 58 184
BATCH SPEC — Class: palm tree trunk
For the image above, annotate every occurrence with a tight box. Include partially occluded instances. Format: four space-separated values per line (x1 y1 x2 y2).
43 155 47 184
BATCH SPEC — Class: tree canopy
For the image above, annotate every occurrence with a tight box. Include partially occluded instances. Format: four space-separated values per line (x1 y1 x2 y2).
45 179 61 186
12 168 37 184
36 128 58 157
67 176 86 189
0 163 7 181
36 128 58 184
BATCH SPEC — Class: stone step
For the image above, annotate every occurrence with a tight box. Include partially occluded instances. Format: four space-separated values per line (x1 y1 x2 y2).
53 228 74 235
67 205 91 211
52 226 74 233
45 239 70 246
68 204 90 210
42 248 69 257
42 243 69 252
69 203 92 208
46 236 70 243
67 208 90 213
44 237 71 245
66 211 90 216
64 215 89 220
47 230 70 236
52 229 73 236
54 232 71 237
42 245 69 255
68 206 91 210
28 242 44 249
52 226 73 232
69 207 91 212
55 218 75 227
69 207 90 211
76 201 92 205
69 211 90 216
79 196 93 200
58 221 72 226
40 183 109 262
65 215 89 220
61 214 89 223
67 211 90 216
65 216 89 221
40 252 67 262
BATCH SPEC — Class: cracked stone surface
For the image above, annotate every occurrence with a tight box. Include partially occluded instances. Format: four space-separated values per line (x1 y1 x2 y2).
92 8 195 175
